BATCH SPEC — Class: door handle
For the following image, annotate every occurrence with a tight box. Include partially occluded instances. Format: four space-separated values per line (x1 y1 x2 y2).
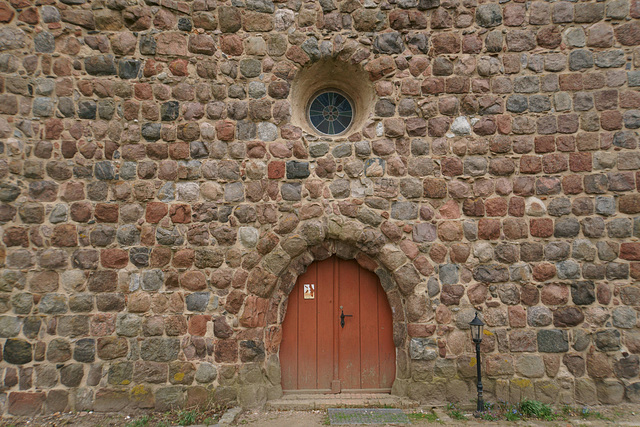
340 306 353 328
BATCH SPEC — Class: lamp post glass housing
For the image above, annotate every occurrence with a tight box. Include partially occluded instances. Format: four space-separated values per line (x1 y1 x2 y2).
470 313 485 415
470 313 484 342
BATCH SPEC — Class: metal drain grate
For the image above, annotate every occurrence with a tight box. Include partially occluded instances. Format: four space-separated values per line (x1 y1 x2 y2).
327 408 410 425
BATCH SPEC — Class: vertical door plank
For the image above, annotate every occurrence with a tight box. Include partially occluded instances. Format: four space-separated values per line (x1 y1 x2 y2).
316 257 335 390
297 262 318 389
332 257 340 387
359 267 381 389
377 282 396 389
280 283 298 390
338 258 361 390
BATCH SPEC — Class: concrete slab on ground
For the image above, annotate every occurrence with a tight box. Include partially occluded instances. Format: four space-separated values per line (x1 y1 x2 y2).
266 393 419 411
327 408 410 424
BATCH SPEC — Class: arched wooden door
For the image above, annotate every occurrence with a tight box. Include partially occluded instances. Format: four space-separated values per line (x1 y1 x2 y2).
280 256 395 393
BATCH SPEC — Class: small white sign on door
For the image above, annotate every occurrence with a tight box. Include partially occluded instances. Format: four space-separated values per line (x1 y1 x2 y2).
304 284 315 299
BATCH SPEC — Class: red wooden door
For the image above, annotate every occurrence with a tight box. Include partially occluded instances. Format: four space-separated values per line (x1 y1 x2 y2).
280 257 395 393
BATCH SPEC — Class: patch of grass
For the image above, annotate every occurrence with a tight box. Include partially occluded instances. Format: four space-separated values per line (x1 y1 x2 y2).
125 415 150 427
504 408 522 421
467 399 567 422
148 400 228 426
519 398 556 420
448 410 466 420
583 408 611 420
407 411 440 422
446 403 467 421
480 412 498 421
559 405 612 421
177 409 197 426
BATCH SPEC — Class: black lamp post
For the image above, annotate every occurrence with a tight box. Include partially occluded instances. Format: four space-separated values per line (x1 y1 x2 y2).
469 312 485 416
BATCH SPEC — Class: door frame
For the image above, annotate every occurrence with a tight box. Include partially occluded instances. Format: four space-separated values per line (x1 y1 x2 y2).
280 256 395 394
276 243 409 397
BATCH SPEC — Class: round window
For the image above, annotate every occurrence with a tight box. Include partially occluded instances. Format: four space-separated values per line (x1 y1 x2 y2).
307 90 354 136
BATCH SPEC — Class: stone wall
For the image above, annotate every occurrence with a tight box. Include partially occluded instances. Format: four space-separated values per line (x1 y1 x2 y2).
1 0 640 416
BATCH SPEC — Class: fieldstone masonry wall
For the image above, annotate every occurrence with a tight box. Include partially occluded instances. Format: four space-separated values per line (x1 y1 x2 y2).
0 0 640 416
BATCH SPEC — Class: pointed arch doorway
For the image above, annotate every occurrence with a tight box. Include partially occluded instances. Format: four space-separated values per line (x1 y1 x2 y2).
280 256 395 393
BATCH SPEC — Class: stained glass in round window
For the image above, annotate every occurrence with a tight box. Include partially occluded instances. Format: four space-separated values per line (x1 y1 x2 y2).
308 91 354 136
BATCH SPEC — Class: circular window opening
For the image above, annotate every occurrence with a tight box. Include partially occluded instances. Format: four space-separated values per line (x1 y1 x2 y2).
307 90 354 136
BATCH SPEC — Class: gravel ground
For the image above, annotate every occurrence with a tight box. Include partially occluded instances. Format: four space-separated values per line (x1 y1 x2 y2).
1 404 640 426
237 404 640 426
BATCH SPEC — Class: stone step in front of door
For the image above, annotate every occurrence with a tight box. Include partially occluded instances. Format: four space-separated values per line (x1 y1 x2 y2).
266 393 419 411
